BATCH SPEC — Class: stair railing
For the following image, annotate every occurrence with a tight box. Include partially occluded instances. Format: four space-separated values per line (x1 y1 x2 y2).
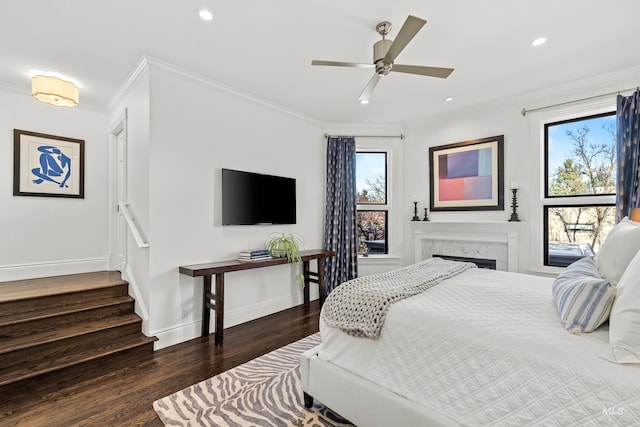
117 202 149 248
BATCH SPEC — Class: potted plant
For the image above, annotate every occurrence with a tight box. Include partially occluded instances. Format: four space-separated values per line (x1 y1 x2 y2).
265 233 305 285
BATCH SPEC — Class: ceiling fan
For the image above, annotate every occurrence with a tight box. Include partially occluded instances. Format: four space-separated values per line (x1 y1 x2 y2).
311 15 454 103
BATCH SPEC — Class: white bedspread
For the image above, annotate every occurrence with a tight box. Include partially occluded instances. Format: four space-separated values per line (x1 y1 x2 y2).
319 268 640 426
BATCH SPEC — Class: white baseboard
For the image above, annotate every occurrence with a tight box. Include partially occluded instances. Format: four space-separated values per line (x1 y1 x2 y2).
152 290 319 350
0 257 111 282
152 320 201 350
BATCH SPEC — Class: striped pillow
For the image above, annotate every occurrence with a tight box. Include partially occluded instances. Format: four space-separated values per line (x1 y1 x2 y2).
552 257 616 334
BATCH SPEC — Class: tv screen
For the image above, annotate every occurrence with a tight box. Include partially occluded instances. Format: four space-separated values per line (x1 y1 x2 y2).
222 168 297 225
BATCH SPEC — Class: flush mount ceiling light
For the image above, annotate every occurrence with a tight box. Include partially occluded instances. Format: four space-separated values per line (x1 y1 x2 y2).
31 75 79 107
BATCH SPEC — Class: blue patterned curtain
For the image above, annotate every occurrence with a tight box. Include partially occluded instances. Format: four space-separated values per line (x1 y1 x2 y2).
616 90 640 222
324 136 358 294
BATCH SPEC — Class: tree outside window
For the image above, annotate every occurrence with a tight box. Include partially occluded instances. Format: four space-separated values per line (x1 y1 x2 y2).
356 152 388 254
356 210 388 254
544 112 616 266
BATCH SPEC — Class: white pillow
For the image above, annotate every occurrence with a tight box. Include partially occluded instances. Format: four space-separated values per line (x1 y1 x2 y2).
596 217 640 284
602 249 640 364
552 257 616 333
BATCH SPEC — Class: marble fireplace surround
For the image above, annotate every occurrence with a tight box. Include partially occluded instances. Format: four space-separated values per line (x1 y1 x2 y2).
412 221 526 272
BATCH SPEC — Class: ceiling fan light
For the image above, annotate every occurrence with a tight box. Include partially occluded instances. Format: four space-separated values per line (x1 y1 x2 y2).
31 75 79 107
531 37 547 46
199 10 213 21
313 16 453 103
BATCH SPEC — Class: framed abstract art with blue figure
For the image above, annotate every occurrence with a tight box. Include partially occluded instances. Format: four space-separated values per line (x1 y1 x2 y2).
13 129 84 198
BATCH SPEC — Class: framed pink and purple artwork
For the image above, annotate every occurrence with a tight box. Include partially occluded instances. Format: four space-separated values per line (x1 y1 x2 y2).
429 135 504 211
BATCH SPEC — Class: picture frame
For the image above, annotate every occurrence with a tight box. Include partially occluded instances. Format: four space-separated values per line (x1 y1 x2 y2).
13 129 85 198
429 135 504 211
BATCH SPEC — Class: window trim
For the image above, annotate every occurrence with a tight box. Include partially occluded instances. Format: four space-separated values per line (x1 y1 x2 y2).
527 96 616 275
353 136 403 259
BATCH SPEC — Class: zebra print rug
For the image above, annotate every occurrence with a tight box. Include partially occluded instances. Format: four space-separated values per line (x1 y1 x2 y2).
153 333 352 426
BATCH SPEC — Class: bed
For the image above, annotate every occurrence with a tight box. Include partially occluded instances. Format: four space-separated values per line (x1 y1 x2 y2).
301 219 640 427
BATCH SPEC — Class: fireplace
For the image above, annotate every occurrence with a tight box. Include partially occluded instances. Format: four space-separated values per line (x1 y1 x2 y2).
433 254 497 270
412 221 526 272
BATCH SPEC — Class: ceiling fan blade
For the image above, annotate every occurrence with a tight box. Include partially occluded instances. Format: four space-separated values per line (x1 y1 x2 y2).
383 15 426 63
392 64 454 78
311 60 374 69
358 74 382 103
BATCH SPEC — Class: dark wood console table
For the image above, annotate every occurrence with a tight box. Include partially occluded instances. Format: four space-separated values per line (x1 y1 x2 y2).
179 249 335 346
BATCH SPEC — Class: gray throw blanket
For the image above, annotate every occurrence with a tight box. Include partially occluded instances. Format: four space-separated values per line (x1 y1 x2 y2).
322 258 476 339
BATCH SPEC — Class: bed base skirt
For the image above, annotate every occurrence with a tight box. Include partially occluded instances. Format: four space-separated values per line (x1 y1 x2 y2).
300 344 459 427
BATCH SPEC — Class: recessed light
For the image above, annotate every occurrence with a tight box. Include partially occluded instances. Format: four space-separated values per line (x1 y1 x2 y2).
199 10 213 21
531 37 547 46
444 96 454 102
360 99 369 105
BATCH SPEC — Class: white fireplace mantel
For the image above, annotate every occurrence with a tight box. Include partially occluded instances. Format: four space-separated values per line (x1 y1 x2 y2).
412 221 528 272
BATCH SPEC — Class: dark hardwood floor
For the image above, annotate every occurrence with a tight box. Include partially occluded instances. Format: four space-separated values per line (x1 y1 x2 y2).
0 300 321 427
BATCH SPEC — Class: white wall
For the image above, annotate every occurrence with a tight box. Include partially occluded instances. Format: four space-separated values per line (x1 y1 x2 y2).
131 63 325 347
0 87 110 281
401 65 640 274
108 69 152 332
402 102 531 271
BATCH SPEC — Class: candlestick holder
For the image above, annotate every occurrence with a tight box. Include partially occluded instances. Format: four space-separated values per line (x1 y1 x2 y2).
412 201 420 221
508 188 520 222
423 208 430 221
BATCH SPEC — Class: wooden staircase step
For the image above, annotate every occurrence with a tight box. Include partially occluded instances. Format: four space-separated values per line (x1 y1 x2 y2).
0 283 128 317
0 271 126 303
1 319 146 375
0 333 157 386
0 295 135 339
0 270 157 388
0 313 143 355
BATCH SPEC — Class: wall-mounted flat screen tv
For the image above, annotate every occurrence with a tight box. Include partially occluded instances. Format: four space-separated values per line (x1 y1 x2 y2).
222 168 297 225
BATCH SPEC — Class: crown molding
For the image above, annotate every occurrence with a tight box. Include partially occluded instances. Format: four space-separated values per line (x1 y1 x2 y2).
406 65 640 125
323 122 405 135
108 55 323 127
106 56 151 111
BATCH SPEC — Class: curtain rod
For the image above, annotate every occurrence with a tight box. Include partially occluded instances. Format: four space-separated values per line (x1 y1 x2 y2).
521 86 639 116
324 133 405 140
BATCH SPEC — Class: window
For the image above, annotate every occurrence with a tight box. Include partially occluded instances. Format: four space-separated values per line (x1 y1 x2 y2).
356 210 388 254
356 152 388 255
543 112 616 267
